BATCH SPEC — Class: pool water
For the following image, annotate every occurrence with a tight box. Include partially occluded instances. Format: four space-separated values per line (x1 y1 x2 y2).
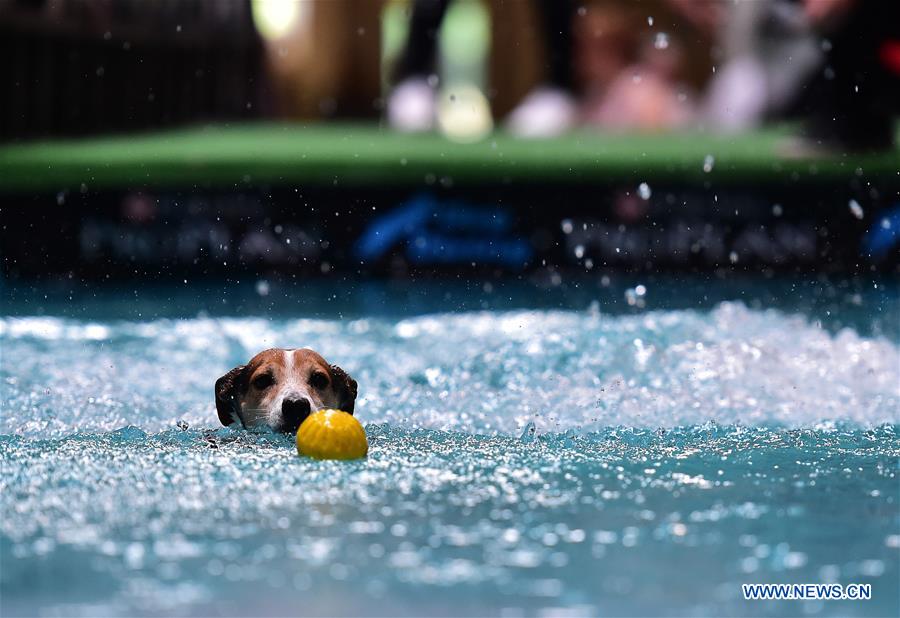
1 279 898 616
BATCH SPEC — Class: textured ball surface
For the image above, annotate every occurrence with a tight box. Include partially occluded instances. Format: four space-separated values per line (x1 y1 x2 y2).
296 409 368 460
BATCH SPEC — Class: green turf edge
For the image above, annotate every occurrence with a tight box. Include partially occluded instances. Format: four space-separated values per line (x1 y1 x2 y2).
0 123 896 193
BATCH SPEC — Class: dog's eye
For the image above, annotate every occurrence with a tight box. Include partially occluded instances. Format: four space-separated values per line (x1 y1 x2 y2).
310 371 329 390
252 374 274 390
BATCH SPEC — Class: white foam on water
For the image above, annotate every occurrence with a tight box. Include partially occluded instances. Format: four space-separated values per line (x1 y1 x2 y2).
1 302 898 438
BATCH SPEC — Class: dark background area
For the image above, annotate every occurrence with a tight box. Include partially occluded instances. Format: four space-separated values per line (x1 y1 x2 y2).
0 0 897 282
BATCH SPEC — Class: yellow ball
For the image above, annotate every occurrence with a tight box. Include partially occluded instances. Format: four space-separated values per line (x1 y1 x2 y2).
296 409 368 460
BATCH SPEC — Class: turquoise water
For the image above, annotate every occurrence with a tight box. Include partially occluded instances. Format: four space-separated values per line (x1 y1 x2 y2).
1 279 898 616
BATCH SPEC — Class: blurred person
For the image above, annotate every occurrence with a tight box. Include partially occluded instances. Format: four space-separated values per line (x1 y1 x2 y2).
694 0 899 151
700 0 823 132
503 0 579 137
388 0 448 131
388 0 580 136
574 6 695 132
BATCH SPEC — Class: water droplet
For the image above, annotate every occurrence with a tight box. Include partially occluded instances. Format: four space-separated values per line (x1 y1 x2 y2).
647 16 654 26
625 287 646 308
848 199 864 219
654 32 669 50
561 219 574 234
638 182 652 200
703 155 715 173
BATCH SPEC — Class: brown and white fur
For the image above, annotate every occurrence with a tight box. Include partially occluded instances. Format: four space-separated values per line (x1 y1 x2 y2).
215 348 357 433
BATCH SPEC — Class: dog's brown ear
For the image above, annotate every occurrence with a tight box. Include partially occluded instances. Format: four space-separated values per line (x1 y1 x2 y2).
215 365 247 427
330 364 358 414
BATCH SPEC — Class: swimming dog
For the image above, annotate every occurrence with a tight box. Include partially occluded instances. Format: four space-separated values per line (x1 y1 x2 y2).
215 348 357 433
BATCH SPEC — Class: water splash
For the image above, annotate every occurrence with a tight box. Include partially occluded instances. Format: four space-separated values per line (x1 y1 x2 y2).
1 302 897 439
2 301 899 616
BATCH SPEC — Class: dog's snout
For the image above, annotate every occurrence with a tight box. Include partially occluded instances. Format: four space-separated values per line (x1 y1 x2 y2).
281 397 312 431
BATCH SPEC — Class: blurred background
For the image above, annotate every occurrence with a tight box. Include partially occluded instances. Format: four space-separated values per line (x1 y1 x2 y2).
0 0 898 281
3 0 899 143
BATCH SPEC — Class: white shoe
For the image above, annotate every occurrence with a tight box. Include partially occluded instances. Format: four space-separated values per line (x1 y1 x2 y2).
506 87 577 138
387 77 436 132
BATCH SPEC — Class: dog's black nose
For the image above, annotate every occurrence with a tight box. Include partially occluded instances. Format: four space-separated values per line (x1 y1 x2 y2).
281 398 311 431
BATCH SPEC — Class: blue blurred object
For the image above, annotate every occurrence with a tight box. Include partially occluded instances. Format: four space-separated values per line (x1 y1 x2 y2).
354 193 533 268
863 204 900 260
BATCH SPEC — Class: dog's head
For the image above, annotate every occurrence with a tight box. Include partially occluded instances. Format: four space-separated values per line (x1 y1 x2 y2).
215 348 358 433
